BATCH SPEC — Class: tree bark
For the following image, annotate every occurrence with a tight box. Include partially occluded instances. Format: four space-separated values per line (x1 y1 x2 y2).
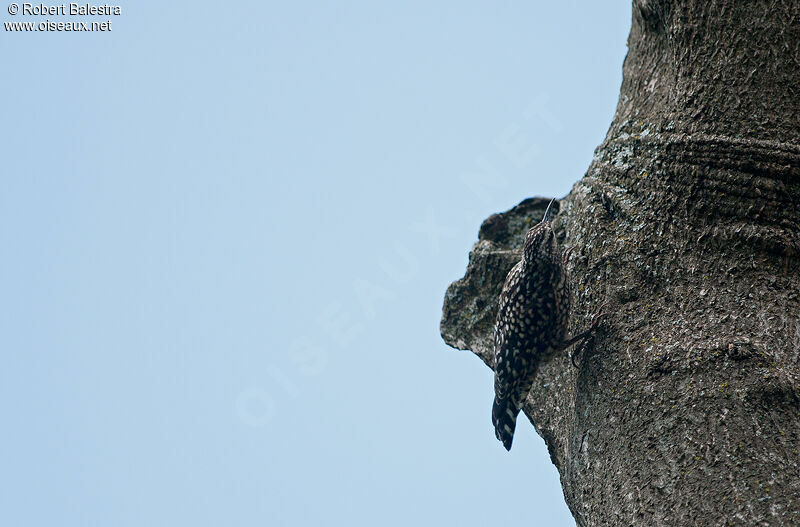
440 2 800 525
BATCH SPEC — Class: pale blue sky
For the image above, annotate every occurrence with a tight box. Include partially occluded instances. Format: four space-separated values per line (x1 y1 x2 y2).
1 2 630 525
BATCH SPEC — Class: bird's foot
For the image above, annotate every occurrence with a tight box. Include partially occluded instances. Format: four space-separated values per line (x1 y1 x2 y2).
588 303 607 330
562 246 576 265
570 303 608 368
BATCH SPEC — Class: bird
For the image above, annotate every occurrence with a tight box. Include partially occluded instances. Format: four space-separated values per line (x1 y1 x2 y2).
492 198 603 450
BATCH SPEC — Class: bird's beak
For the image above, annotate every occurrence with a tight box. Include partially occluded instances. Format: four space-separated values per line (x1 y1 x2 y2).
542 198 556 223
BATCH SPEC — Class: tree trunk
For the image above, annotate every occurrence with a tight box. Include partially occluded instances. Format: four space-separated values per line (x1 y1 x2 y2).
440 2 800 525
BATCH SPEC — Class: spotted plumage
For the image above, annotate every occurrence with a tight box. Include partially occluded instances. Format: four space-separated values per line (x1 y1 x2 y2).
492 199 601 450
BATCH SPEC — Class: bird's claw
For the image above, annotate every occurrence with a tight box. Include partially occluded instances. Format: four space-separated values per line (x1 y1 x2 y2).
589 303 608 329
562 246 576 265
571 303 608 368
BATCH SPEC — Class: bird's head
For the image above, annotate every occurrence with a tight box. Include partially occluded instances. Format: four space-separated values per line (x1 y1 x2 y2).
522 199 557 263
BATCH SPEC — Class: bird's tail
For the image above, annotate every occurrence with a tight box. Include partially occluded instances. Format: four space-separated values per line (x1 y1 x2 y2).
492 396 519 451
